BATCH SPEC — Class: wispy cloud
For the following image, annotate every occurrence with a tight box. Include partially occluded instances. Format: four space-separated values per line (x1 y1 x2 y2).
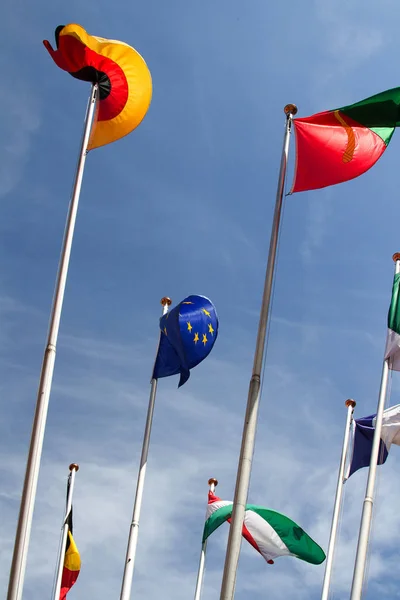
2 317 398 599
314 0 385 70
300 192 334 264
0 77 40 200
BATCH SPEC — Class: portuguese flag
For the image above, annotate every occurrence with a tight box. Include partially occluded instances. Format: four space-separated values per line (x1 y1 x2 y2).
291 87 400 193
60 509 81 600
204 492 325 565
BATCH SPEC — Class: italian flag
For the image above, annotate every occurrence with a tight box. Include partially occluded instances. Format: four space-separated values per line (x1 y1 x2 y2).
204 492 325 565
385 272 400 370
291 87 400 192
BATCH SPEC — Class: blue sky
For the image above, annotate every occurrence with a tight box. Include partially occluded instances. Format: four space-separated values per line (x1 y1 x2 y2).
2 0 400 599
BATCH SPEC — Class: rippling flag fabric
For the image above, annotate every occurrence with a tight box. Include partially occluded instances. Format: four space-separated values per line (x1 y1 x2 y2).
385 272 400 370
153 295 218 387
43 24 152 149
60 508 81 600
291 87 400 192
204 492 325 565
346 405 400 478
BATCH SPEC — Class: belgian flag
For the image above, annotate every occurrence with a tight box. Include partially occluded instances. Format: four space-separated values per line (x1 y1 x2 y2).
60 508 81 600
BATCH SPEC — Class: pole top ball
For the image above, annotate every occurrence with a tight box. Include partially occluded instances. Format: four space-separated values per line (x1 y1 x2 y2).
69 463 79 472
160 297 172 306
345 399 356 408
284 104 298 116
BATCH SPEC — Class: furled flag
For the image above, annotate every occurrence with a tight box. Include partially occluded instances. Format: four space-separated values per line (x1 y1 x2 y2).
347 404 400 478
43 24 152 149
152 295 218 387
385 272 400 370
59 505 81 600
291 87 400 192
204 492 325 565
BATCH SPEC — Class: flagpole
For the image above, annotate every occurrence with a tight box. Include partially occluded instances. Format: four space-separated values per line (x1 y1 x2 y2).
321 399 355 600
219 103 297 600
7 84 98 600
349 253 400 600
194 478 218 600
120 296 172 600
53 464 79 600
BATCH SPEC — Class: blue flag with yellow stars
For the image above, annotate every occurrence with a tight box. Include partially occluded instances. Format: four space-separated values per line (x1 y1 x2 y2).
152 295 218 387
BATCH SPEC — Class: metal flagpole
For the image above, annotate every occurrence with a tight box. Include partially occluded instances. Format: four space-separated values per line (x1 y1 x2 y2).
120 296 172 600
321 399 356 600
219 103 297 600
53 464 80 600
7 84 98 600
194 478 219 600
349 253 400 600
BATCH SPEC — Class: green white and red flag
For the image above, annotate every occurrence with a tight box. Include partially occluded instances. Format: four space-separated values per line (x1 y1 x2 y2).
385 272 400 370
204 492 325 565
291 87 400 192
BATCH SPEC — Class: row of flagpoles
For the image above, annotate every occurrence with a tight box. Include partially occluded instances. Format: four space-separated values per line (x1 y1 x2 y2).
35 275 400 600
7 21 400 600
51 378 400 600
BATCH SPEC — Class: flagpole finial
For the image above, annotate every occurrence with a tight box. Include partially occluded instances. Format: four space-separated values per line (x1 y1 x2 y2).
392 253 400 263
208 478 218 487
345 399 356 408
69 463 79 472
284 103 298 116
161 297 172 307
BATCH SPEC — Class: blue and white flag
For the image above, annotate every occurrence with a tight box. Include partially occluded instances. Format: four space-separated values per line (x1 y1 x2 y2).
347 404 400 478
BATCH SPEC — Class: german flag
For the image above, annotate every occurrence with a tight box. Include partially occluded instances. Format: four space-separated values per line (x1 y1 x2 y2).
43 24 152 149
60 509 81 600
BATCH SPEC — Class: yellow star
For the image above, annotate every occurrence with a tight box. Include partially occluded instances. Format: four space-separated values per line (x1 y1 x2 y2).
164 327 167 335
208 323 214 335
202 308 211 317
182 301 194 304
193 332 199 344
202 333 208 345
187 321 193 332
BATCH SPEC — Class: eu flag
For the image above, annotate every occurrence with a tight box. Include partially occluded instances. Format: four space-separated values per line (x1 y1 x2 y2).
152 295 218 387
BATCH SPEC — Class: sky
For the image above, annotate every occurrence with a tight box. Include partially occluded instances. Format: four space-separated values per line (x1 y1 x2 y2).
1 0 400 599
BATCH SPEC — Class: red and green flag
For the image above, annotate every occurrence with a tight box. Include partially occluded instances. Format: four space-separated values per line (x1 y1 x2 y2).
291 87 400 193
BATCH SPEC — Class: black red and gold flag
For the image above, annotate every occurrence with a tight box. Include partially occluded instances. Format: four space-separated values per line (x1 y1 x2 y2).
43 24 152 149
59 508 81 600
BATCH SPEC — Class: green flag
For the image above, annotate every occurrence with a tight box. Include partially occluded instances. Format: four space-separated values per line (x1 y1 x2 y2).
385 272 400 370
205 493 325 566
